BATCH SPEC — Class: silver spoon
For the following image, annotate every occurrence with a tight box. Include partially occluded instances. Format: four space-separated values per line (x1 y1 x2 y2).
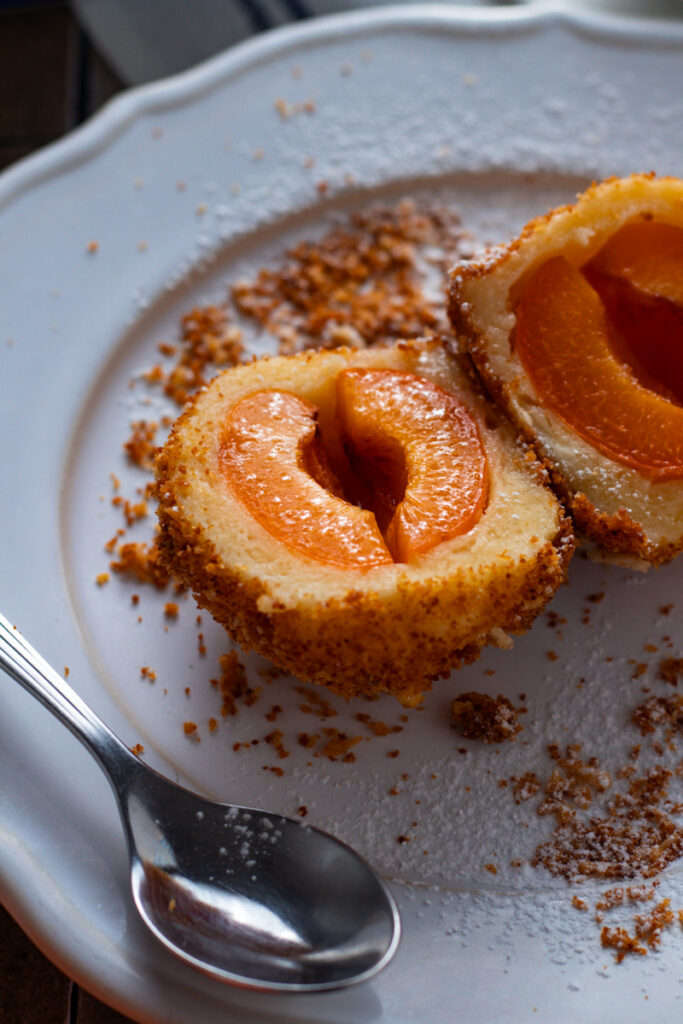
0 612 400 992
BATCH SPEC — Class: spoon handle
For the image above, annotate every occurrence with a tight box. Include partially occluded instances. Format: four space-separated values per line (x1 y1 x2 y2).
0 612 140 786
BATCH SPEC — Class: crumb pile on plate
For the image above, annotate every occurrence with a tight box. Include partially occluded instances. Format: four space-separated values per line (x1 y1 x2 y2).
449 173 683 567
155 338 572 706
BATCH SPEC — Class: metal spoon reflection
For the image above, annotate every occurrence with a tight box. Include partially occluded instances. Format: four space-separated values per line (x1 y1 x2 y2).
0 613 400 991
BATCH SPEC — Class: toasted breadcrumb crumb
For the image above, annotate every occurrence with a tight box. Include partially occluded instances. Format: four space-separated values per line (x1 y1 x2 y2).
451 692 522 743
124 420 158 470
525 714 683 905
212 650 259 716
231 200 465 356
110 541 169 588
658 657 683 686
318 728 362 761
631 693 683 742
510 771 541 804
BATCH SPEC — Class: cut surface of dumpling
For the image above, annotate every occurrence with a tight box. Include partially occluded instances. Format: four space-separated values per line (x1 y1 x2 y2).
155 339 572 704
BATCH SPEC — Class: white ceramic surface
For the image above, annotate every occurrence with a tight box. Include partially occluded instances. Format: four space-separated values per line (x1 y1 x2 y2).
1 6 683 1023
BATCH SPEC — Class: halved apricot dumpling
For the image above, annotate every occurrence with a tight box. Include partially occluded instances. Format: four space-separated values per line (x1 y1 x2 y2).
155 339 572 704
449 174 683 566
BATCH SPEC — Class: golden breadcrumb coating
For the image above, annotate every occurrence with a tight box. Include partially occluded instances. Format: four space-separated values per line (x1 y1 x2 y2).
155 338 572 704
448 173 683 566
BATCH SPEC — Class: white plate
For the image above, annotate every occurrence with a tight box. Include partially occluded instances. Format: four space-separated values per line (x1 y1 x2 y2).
2 5 683 1022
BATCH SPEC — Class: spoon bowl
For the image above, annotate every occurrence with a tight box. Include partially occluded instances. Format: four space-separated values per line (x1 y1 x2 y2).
0 613 400 991
126 769 399 989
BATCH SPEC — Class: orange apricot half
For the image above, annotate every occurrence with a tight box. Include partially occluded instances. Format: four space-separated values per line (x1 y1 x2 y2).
584 222 683 406
220 389 392 569
336 368 488 562
587 221 683 306
514 256 683 480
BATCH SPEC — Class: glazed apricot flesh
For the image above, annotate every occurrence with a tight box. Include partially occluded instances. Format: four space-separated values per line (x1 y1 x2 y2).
335 368 488 562
514 230 683 481
587 221 683 307
220 370 488 568
220 390 392 569
584 222 683 406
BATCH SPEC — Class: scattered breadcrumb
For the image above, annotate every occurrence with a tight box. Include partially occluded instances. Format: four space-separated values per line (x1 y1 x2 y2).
355 712 403 737
264 729 290 760
631 693 683 744
451 692 522 743
658 657 683 687
295 685 338 719
509 770 541 804
231 199 466 355
318 728 362 762
601 899 676 963
274 97 316 118
600 924 648 963
111 494 149 527
124 420 158 470
212 650 259 716
110 541 169 588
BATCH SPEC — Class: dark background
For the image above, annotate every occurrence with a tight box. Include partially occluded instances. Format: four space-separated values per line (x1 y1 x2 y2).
1 8 138 1022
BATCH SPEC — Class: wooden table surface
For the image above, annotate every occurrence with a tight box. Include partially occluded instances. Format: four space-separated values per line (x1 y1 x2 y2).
0 5 135 1020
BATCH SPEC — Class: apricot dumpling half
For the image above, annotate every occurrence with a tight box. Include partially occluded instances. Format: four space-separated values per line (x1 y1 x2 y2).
155 339 572 704
449 174 683 566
